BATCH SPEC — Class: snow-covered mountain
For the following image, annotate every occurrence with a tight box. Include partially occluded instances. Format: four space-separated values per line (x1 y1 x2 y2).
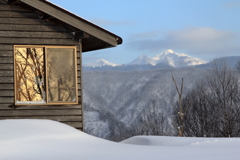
153 49 207 67
85 50 207 68
128 55 156 66
84 59 121 67
128 49 207 67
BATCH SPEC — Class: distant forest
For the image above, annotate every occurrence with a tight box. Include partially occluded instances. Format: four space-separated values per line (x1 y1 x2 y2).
83 59 240 141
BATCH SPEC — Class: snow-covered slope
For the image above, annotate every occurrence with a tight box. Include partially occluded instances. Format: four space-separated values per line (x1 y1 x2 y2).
84 59 120 67
152 49 207 67
83 68 207 139
128 55 157 66
1 119 240 160
196 56 240 68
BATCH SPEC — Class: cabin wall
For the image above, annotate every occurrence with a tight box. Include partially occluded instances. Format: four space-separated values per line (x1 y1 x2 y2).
0 1 83 130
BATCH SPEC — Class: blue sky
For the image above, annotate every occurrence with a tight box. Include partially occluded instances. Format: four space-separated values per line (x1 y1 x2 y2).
50 0 240 64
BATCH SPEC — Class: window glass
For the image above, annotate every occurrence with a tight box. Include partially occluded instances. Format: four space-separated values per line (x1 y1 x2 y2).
47 48 77 103
15 48 45 103
14 46 77 105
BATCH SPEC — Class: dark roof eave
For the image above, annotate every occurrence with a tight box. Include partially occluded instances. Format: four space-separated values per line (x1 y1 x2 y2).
38 0 122 45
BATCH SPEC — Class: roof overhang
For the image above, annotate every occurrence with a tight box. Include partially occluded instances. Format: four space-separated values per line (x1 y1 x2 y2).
6 0 122 52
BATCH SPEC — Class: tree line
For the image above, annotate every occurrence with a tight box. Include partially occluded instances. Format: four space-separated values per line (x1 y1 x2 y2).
115 60 240 141
173 60 240 137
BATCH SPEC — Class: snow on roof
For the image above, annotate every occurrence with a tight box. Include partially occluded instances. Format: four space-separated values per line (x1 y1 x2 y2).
0 119 240 160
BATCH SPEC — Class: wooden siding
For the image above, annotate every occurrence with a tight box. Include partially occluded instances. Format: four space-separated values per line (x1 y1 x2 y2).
0 1 83 130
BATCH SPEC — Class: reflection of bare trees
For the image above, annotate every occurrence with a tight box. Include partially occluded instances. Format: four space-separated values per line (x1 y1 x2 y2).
15 48 45 102
47 48 76 102
15 47 77 103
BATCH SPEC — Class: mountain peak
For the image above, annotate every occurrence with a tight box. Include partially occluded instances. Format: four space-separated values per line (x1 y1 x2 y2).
128 55 156 66
96 59 107 63
152 50 207 67
166 49 174 53
84 59 120 67
138 55 149 59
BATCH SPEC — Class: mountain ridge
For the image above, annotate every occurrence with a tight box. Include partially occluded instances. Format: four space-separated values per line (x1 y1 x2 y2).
84 59 121 67
84 49 207 68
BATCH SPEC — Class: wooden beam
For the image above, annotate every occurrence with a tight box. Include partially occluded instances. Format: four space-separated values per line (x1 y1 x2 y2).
0 91 14 96
0 109 82 116
4 0 19 4
0 24 68 32
0 97 14 103
0 44 13 50
0 57 13 63
0 71 13 76
0 10 38 18
0 37 77 45
0 18 49 25
63 121 83 128
0 103 82 109
0 51 13 56
0 64 13 70
20 0 118 47
73 31 89 41
0 31 73 39
0 116 82 122
0 77 14 83
0 84 14 90
0 4 32 11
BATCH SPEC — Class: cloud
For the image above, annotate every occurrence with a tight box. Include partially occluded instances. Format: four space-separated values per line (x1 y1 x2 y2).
129 30 162 40
127 27 240 60
90 18 135 26
223 1 240 9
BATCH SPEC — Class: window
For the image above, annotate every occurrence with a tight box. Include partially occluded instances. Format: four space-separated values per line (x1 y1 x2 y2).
14 46 78 105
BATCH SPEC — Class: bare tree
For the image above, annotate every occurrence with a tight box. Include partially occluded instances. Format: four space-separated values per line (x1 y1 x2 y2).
118 100 171 141
181 82 220 137
236 60 240 73
171 74 190 137
179 60 240 137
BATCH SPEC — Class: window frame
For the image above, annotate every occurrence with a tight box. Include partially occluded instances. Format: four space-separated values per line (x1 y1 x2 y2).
14 45 78 106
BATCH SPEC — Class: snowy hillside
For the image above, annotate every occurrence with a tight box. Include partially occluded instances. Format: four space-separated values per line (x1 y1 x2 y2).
196 56 240 68
1 119 240 160
84 59 121 67
83 68 207 139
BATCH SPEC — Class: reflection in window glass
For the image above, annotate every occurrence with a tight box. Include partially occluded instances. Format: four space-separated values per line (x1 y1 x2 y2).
47 48 77 103
14 46 77 105
15 48 45 103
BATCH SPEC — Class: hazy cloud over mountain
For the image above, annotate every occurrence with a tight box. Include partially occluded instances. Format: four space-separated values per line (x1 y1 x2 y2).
128 27 240 60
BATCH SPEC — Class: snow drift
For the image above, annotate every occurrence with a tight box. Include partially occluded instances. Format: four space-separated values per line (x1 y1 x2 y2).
0 119 240 160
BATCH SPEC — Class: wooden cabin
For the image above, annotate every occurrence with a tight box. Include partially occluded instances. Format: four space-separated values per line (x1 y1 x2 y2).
0 0 122 131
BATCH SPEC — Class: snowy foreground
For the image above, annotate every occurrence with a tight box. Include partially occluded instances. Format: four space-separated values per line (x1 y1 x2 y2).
0 120 240 160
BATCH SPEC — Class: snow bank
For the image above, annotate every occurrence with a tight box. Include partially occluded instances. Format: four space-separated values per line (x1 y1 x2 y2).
0 119 240 160
121 135 231 146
